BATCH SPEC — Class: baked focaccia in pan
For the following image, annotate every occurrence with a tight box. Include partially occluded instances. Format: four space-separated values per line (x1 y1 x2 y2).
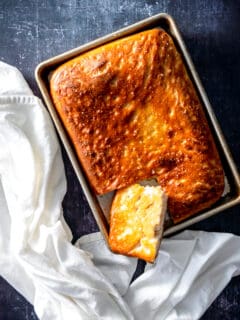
50 28 224 223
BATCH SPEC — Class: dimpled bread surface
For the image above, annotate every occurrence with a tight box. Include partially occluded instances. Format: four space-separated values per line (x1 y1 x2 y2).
50 28 224 223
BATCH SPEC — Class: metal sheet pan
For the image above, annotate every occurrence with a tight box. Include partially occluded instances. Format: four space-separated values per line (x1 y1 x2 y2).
35 13 240 243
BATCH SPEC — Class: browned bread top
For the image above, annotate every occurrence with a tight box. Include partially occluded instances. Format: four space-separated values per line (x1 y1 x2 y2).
50 28 224 223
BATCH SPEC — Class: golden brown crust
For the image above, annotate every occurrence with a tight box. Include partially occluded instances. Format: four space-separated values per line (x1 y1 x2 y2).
50 28 224 223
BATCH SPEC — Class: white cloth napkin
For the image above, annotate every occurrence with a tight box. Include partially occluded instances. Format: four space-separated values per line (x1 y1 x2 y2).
0 61 240 320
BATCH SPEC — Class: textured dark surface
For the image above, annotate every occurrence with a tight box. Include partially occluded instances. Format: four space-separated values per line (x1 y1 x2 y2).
0 0 239 319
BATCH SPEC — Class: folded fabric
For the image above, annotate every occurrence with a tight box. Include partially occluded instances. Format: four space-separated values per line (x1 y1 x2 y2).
1 61 240 320
79 230 240 320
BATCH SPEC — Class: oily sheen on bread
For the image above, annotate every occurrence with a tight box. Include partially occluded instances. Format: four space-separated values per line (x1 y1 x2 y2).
109 184 167 262
50 28 224 223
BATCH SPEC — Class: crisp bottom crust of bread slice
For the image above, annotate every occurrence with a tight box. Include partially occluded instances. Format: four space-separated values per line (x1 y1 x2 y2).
109 184 167 263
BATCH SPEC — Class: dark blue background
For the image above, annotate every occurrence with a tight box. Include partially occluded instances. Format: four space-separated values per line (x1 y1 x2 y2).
0 0 240 319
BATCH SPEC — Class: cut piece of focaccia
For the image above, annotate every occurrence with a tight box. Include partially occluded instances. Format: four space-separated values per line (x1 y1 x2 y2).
109 184 167 263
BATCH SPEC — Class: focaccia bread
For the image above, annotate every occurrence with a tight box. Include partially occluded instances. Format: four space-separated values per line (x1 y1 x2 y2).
50 28 224 222
109 184 167 262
